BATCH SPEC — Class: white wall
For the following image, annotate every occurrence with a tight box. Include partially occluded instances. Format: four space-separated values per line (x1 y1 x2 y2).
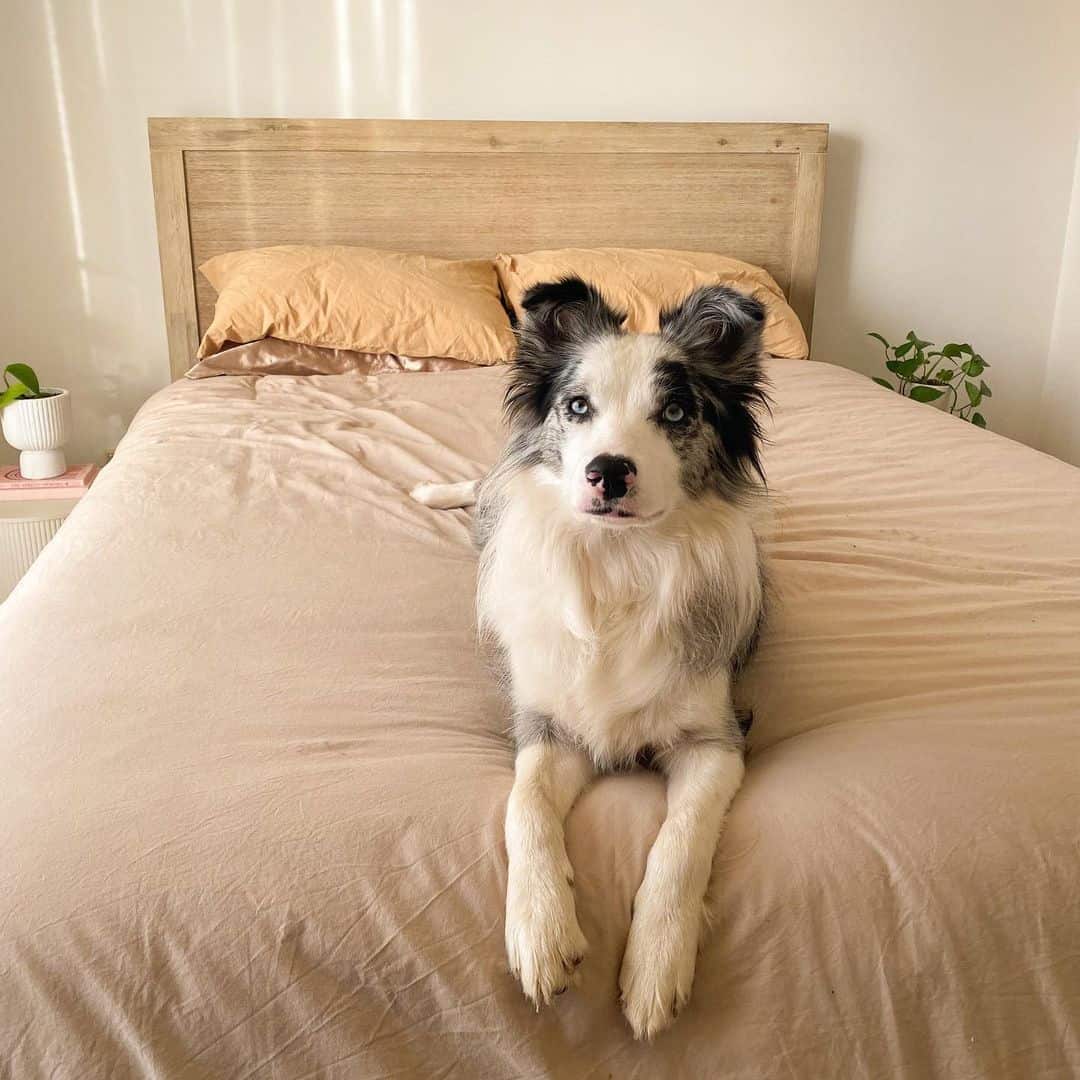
2 0 1078 465
1041 145 1080 465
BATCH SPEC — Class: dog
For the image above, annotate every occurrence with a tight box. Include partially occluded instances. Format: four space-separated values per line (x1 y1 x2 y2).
411 276 768 1039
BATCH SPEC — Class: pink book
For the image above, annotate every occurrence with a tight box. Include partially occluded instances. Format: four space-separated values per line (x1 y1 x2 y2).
0 463 99 500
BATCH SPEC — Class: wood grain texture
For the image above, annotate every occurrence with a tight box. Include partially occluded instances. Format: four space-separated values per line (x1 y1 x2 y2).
149 149 200 379
788 152 828 347
149 117 828 155
147 119 828 377
185 150 799 334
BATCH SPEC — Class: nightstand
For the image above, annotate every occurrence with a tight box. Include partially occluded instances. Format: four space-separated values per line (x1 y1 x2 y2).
0 498 83 600
0 464 98 599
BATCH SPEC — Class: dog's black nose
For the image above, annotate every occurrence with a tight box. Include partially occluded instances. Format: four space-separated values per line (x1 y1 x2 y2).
584 454 637 500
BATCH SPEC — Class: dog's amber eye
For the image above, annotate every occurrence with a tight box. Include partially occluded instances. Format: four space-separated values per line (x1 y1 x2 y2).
662 403 686 423
569 397 591 417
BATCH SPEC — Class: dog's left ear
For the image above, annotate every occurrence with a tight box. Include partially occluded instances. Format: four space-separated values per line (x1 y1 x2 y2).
661 285 770 490
659 285 766 369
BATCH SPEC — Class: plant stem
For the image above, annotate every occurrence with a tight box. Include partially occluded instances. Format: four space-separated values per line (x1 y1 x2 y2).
923 353 945 382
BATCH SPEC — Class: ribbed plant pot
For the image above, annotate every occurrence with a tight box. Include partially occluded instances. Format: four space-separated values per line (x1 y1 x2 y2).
1 388 72 479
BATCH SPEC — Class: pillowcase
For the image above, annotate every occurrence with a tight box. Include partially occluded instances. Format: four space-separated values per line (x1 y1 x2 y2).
186 338 472 380
495 247 808 359
197 245 516 366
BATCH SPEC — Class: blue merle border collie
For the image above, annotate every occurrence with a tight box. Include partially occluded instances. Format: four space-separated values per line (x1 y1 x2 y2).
412 277 768 1039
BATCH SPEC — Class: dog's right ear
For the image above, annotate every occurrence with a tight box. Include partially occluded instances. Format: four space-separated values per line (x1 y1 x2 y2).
506 277 624 428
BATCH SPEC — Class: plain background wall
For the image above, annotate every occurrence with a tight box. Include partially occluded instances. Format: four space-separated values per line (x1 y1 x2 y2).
1041 153 1080 465
2 0 1078 466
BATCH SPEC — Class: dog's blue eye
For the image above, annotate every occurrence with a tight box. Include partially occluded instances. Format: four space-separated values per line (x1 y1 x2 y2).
569 397 591 417
663 403 685 423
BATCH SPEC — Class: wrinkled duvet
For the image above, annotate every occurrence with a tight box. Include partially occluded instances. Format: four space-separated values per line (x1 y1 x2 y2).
1 359 1078 1079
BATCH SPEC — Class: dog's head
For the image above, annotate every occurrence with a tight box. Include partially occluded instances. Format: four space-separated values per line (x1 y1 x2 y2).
505 276 768 527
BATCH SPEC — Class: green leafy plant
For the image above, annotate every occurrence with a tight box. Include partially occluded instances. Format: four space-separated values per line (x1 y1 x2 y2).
868 331 991 428
0 363 53 411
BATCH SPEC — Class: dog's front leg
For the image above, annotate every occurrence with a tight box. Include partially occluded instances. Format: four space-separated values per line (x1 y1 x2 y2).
619 739 745 1039
409 478 480 509
504 738 595 1007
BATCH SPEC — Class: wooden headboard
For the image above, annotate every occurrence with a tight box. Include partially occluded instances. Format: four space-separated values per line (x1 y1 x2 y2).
148 118 828 379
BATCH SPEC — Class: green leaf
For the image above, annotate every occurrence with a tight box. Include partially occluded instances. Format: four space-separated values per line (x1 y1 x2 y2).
958 343 974 355
961 357 985 377
939 343 963 358
965 380 982 407
979 379 992 399
971 412 987 428
867 332 891 348
4 363 40 396
893 340 914 359
0 383 33 410
910 385 945 403
935 369 955 382
897 356 922 378
872 377 895 390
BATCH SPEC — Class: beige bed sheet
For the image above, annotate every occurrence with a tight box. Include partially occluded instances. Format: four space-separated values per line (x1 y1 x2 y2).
1 359 1078 1078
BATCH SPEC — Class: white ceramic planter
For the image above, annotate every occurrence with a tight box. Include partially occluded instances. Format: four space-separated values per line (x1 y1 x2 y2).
1 388 72 479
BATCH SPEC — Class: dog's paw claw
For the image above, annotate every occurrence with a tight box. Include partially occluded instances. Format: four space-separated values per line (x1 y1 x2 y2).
505 864 588 1008
619 891 701 1040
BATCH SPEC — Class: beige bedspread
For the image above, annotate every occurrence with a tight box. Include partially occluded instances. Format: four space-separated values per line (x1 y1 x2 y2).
1 359 1078 1078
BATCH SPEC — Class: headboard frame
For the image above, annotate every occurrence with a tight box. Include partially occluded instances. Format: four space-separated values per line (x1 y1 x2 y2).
149 118 827 379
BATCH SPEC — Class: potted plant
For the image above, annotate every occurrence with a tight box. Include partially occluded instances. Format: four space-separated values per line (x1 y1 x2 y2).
868 331 991 427
0 364 72 479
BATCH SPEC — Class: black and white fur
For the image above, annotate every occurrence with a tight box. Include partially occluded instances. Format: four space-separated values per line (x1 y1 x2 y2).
412 277 768 1039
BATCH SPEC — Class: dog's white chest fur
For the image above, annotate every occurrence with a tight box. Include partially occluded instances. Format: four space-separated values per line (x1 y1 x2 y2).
478 477 758 765
495 564 682 761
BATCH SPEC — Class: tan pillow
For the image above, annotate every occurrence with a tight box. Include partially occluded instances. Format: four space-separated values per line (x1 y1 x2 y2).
198 245 516 365
495 248 808 359
185 338 472 379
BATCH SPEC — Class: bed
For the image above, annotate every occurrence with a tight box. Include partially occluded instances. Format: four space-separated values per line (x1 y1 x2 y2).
2 120 1078 1079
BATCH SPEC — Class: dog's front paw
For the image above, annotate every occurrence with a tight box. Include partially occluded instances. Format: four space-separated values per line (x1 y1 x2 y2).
619 887 701 1040
505 859 587 1007
410 481 443 507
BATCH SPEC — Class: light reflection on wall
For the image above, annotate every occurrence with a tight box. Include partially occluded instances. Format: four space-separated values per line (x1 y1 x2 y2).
43 0 90 316
223 0 239 113
269 0 285 116
180 0 195 56
371 0 387 103
398 0 417 118
334 0 354 117
89 0 108 92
